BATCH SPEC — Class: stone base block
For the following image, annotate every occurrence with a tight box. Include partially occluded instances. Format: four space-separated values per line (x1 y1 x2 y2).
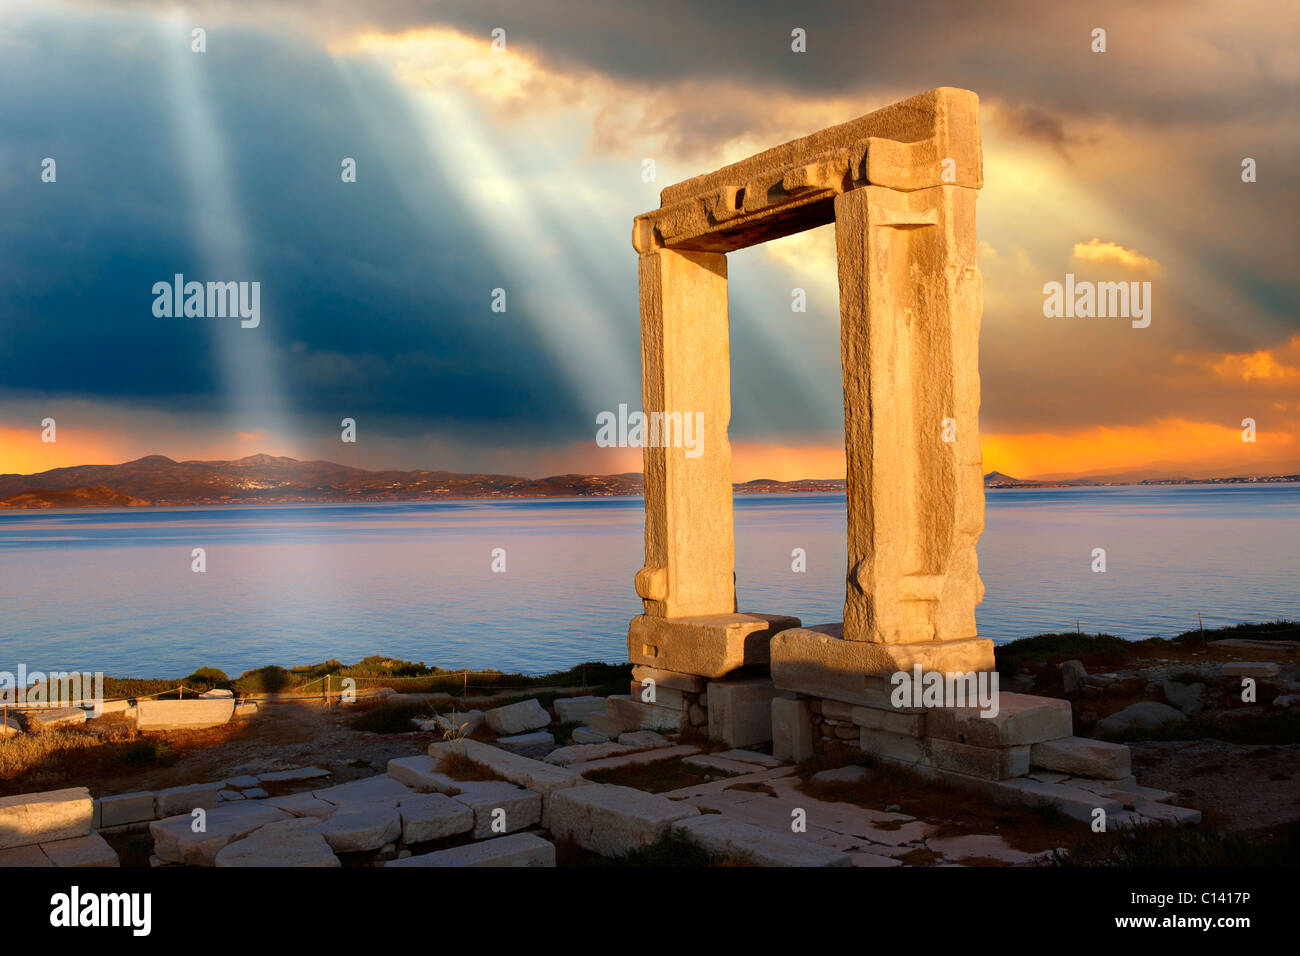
98 791 155 828
706 678 779 747
1030 736 1131 780
771 625 995 707
823 700 926 737
772 697 815 763
927 692 1072 748
605 695 683 733
630 681 688 709
858 730 1030 780
629 613 801 679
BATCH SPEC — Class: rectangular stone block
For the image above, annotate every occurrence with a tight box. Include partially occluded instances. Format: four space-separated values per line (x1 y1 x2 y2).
0 844 52 866
98 791 155 828
386 755 459 793
0 788 93 849
629 613 800 678
548 784 699 857
40 832 119 867
675 815 851 867
858 729 925 764
136 698 235 731
155 783 221 817
427 739 583 827
1030 736 1131 781
771 626 994 706
925 739 1030 780
450 781 541 839
385 832 555 867
771 697 815 763
631 666 708 694
553 696 608 723
707 678 779 747
824 700 926 737
926 692 1072 748
630 681 687 709
150 803 290 865
605 695 683 733
587 713 623 739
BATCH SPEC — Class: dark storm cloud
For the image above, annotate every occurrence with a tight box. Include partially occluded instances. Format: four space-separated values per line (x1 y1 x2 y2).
0 17 597 443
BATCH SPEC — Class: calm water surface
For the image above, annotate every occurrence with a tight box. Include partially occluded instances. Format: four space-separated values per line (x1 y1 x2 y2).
0 485 1295 676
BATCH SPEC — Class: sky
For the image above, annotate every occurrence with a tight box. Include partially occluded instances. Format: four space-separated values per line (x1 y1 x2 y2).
1 0 1297 482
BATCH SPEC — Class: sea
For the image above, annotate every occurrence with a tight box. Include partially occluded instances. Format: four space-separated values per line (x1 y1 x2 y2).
0 485 1295 677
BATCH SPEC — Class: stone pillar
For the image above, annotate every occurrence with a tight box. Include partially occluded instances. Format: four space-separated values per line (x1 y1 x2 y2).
634 248 736 619
833 183 985 647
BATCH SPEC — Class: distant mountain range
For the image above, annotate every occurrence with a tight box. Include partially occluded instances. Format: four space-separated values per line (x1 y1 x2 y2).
0 455 1295 509
0 454 849 509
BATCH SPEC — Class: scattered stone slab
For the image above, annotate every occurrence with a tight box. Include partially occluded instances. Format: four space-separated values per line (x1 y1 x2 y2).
549 784 700 856
571 726 610 744
224 775 260 789
0 787 94 850
398 793 474 843
1221 662 1279 678
1161 680 1205 715
1133 801 1202 826
714 749 783 768
218 790 245 802
151 803 290 865
1071 780 1174 804
263 792 336 819
545 742 637 766
661 766 798 801
554 697 607 723
1274 694 1300 709
386 832 555 867
1 716 23 737
215 829 340 867
497 731 554 751
485 699 551 736
926 833 1037 865
568 744 701 777
450 781 542 838
199 688 235 699
618 730 668 748
313 775 412 808
98 791 155 828
1095 702 1186 738
1031 736 1131 780
136 698 234 731
675 815 850 866
257 766 331 785
23 707 87 731
387 755 460 793
812 766 870 785
428 739 582 825
312 805 402 852
155 783 221 817
684 754 754 775
243 788 268 799
0 844 52 866
39 832 119 867
850 850 904 867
